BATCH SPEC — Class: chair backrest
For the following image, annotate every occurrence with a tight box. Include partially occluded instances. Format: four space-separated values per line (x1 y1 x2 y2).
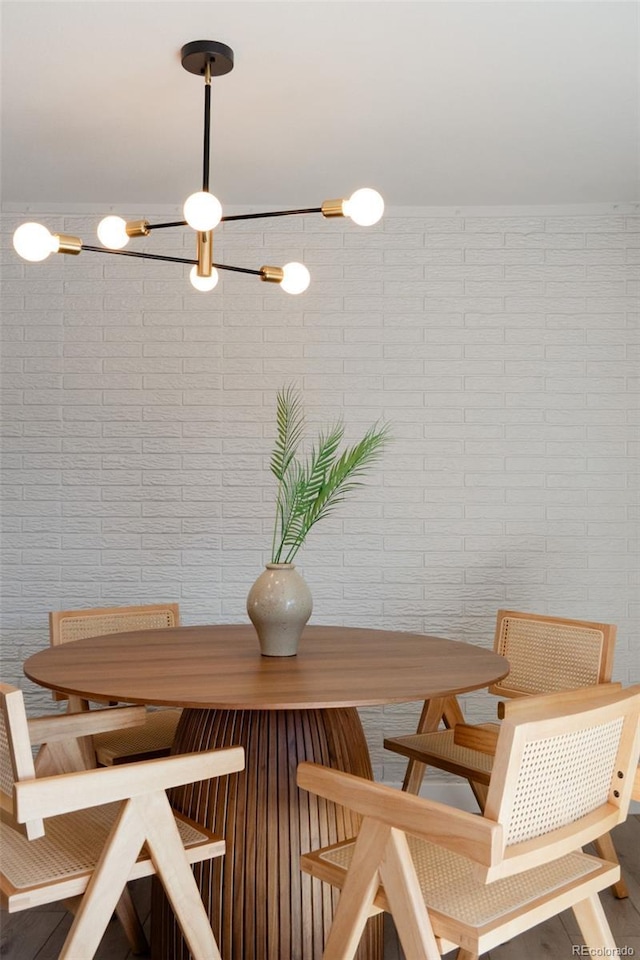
483 685 640 881
49 603 180 702
0 683 44 840
50 602 180 646
489 609 615 699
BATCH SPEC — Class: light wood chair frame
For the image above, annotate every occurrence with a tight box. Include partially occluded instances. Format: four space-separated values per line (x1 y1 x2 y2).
49 602 182 766
299 685 640 960
384 609 625 897
0 682 244 960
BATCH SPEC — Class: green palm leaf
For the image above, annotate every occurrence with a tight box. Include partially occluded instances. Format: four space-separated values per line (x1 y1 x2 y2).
270 385 306 560
270 384 304 481
269 386 390 564
281 424 390 561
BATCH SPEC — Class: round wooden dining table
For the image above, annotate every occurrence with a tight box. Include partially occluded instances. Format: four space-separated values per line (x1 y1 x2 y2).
24 623 509 960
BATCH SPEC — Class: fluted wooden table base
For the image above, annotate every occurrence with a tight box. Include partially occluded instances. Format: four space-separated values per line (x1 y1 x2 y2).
152 707 383 960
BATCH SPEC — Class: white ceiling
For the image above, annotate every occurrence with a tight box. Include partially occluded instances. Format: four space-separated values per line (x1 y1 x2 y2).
2 1 638 208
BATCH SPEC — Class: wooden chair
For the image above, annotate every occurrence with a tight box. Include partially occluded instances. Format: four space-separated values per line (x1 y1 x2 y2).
384 610 629 898
49 603 182 766
299 684 640 960
384 609 626 898
0 682 244 960
385 610 616 800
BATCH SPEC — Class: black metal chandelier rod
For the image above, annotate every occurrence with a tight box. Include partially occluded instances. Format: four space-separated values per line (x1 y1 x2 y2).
202 60 212 192
81 244 262 276
146 207 324 232
146 220 189 231
222 207 323 221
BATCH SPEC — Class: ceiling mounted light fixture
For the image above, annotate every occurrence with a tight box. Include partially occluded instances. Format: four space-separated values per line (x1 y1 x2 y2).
12 40 384 295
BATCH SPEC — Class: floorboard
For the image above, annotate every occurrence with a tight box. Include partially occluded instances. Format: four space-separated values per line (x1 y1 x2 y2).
2 818 637 958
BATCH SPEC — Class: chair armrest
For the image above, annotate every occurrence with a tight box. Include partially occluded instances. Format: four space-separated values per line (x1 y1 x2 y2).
27 705 147 744
453 723 500 756
496 682 622 720
15 746 245 822
296 762 502 869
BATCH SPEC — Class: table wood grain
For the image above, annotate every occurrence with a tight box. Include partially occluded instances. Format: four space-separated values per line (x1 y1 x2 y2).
24 623 509 709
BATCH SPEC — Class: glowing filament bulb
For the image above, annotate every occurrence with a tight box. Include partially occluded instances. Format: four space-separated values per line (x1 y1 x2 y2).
97 216 129 249
281 262 310 295
190 266 219 291
343 188 384 226
13 223 58 262
183 192 223 231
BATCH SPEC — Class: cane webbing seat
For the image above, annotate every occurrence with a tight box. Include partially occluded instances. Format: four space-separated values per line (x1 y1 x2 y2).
317 838 606 932
89 707 182 765
391 727 497 784
299 685 640 960
49 603 182 766
0 682 244 960
1 801 211 903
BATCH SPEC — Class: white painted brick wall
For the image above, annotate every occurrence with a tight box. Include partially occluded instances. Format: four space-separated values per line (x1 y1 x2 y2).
1 202 638 788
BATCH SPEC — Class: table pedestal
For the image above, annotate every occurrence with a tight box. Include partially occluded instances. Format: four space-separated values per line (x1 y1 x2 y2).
152 707 383 960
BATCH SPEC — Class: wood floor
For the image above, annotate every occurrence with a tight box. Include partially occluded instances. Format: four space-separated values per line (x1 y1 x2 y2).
2 817 639 959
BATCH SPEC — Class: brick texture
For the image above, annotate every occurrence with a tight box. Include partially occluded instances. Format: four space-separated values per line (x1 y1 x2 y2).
1 204 638 785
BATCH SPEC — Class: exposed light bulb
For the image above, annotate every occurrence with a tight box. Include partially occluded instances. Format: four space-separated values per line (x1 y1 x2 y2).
97 216 129 249
343 188 384 227
280 262 310 295
190 266 219 291
13 223 58 262
183 192 223 231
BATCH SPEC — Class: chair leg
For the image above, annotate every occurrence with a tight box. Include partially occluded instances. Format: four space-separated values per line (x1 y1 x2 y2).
60 799 146 959
64 890 148 955
593 832 628 899
455 951 478 960
322 819 390 960
572 895 617 951
470 780 489 811
402 698 450 795
440 697 491 812
403 759 428 795
34 737 95 776
141 790 221 960
380 829 441 960
115 887 149 955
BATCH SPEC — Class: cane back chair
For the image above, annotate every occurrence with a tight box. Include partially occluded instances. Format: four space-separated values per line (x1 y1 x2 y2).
0 682 244 960
49 603 182 766
384 610 625 897
299 684 640 960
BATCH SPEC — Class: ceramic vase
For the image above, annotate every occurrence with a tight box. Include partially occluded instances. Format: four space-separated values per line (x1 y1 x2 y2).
246 563 312 657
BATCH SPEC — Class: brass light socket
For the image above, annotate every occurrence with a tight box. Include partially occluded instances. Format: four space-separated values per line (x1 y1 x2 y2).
126 219 150 238
260 265 284 284
54 234 82 256
196 231 213 277
321 198 345 218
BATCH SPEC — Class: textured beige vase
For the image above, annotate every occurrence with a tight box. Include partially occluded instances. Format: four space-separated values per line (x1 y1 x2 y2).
246 563 313 657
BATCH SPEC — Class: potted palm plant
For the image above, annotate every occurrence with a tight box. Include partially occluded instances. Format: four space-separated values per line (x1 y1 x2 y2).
247 385 390 656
